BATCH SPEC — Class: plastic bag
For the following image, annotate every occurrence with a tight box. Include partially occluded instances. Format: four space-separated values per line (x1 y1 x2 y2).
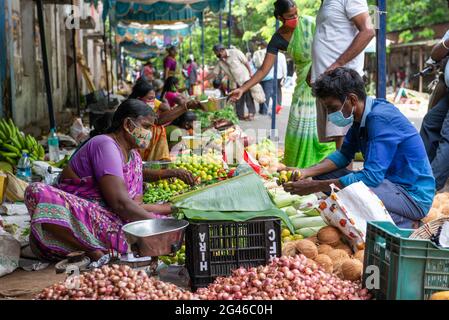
318 182 394 252
70 117 90 144
0 227 21 277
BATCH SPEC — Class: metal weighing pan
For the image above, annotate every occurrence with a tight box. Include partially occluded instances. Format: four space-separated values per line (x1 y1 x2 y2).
122 219 189 257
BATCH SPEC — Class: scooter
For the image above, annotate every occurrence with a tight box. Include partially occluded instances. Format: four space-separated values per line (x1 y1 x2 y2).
412 57 448 112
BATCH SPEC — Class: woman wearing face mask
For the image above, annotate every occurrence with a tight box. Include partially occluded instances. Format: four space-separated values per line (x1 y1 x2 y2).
24 99 194 262
129 79 190 161
229 0 335 169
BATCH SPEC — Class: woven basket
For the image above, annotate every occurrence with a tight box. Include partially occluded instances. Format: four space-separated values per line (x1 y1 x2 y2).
409 217 449 239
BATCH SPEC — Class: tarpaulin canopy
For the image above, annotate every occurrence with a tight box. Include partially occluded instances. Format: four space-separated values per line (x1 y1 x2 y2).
121 41 163 60
100 0 226 25
116 22 192 44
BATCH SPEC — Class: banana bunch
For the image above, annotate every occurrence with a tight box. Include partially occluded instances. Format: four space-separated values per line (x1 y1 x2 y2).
0 118 45 166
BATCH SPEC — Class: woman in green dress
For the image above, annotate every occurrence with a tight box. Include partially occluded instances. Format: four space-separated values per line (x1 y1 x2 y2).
230 0 335 168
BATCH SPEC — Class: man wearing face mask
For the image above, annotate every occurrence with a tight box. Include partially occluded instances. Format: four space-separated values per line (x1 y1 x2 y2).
283 68 435 228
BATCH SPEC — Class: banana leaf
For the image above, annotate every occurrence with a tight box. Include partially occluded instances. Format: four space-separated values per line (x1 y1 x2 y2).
180 208 295 234
171 173 275 212
172 173 295 233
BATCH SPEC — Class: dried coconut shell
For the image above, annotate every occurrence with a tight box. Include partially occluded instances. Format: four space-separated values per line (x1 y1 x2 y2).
306 258 318 269
314 254 333 273
317 244 333 255
282 241 298 257
306 235 319 245
295 239 318 259
353 250 364 263
334 243 353 256
333 258 352 278
441 205 449 216
341 259 363 281
317 226 341 246
327 249 350 262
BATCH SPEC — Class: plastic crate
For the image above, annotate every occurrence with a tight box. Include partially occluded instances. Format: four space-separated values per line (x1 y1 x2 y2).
185 217 281 291
363 221 449 300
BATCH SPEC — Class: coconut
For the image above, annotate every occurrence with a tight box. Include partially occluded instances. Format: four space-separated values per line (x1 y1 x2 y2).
341 259 363 281
334 243 353 256
306 235 319 245
422 208 440 223
306 258 318 269
294 239 318 259
333 258 352 278
282 241 297 257
314 254 333 273
317 244 333 255
353 250 364 263
317 226 341 246
327 249 350 262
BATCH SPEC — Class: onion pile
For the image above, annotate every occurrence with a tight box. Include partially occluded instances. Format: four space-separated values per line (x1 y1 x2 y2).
196 255 371 300
36 264 196 300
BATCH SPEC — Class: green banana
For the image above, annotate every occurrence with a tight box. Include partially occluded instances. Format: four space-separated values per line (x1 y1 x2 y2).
0 121 7 137
0 130 6 141
4 156 16 166
0 151 20 158
10 136 22 150
38 145 45 159
2 143 20 154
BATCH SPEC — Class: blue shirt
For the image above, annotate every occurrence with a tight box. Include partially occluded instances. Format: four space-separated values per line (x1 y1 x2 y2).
327 98 436 213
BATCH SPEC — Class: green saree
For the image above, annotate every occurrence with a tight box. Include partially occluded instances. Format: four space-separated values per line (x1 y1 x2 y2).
284 16 335 168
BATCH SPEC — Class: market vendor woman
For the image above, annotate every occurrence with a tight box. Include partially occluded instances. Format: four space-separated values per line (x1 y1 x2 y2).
25 99 194 261
284 68 436 228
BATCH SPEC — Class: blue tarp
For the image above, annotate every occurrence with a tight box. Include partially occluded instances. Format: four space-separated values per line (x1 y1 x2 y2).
100 0 226 25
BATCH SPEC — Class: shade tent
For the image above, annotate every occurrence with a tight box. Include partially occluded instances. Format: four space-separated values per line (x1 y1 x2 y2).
116 22 192 43
101 0 226 25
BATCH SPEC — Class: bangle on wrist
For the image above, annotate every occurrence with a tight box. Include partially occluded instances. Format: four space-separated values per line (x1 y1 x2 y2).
442 39 449 50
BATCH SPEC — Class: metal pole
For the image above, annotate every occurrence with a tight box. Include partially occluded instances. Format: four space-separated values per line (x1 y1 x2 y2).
228 0 232 48
72 27 80 116
108 18 114 94
103 19 110 103
376 0 387 99
189 27 192 54
201 14 205 93
219 10 223 44
271 19 280 131
36 0 56 130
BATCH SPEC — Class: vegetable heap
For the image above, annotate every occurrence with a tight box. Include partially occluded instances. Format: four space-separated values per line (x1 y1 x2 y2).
36 264 195 300
0 118 45 165
159 245 186 266
143 178 189 203
193 106 239 128
282 226 365 282
196 255 371 300
174 154 228 184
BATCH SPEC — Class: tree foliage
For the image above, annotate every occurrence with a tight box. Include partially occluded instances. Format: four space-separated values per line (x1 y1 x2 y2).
180 0 449 65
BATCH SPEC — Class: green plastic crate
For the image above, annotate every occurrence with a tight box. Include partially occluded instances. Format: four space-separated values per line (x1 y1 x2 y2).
363 221 449 300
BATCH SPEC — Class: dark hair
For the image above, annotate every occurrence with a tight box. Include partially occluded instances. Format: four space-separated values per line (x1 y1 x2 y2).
186 59 192 64
273 0 296 18
107 99 156 133
172 111 197 127
312 67 367 103
129 79 154 99
90 112 114 138
145 61 152 66
212 78 222 89
213 43 225 53
161 76 179 99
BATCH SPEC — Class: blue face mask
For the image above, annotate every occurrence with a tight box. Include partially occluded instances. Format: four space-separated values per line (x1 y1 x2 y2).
327 97 355 127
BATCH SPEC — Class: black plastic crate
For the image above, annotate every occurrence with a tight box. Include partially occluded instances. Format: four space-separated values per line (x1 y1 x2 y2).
185 217 282 291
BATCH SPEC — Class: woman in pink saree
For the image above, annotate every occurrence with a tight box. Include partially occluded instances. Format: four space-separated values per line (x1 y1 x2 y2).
25 99 194 261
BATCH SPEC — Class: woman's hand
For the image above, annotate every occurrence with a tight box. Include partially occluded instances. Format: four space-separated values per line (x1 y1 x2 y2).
170 169 195 185
229 88 244 102
141 203 173 215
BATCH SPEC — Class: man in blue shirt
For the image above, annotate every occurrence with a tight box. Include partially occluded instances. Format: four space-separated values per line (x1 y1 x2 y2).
284 67 435 228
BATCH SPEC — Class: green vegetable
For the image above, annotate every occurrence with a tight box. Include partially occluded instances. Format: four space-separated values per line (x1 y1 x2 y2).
290 216 325 230
297 226 322 238
292 194 319 210
282 206 299 216
270 191 302 208
301 207 321 217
